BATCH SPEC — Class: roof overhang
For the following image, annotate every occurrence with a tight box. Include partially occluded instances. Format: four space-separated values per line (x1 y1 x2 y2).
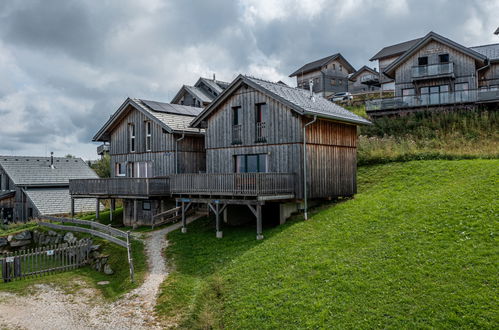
383 32 487 78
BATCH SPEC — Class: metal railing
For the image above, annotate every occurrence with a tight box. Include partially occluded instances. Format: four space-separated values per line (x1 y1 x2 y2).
170 172 296 197
69 177 170 197
411 62 454 79
255 122 266 142
232 125 242 144
366 88 499 111
360 74 379 83
97 144 110 156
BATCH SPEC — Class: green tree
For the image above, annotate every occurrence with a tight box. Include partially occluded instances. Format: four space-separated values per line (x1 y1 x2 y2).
91 154 111 178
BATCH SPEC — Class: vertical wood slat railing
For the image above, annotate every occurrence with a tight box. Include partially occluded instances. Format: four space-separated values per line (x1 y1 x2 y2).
0 241 92 283
170 173 295 196
255 122 266 142
69 177 170 197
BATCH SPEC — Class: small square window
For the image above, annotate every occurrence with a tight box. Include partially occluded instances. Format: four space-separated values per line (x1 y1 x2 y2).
142 201 151 211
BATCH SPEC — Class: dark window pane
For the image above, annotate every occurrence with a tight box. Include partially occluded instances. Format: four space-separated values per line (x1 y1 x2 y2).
233 107 241 125
258 154 267 172
235 155 245 173
439 54 449 63
246 155 258 173
418 57 428 65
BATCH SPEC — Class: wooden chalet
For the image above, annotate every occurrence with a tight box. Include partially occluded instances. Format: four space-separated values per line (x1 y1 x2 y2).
0 155 98 223
70 76 370 239
348 65 381 94
367 31 499 116
289 53 356 98
171 77 229 107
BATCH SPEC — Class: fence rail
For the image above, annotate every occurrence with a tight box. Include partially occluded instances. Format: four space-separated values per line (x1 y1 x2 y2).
170 172 296 197
0 241 92 282
69 177 170 197
38 216 134 282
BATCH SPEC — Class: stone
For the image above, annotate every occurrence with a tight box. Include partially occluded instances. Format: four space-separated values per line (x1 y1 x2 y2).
48 230 57 237
9 240 31 248
33 231 39 244
63 232 77 244
97 281 110 285
0 237 7 247
100 256 109 265
90 245 101 251
103 264 114 275
14 231 32 241
7 235 13 242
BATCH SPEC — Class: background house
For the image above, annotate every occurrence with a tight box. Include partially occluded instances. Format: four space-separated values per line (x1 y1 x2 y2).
289 53 356 98
171 77 229 107
348 65 381 94
0 155 98 223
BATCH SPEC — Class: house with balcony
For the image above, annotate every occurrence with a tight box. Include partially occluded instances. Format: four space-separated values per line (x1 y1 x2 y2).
71 98 206 227
289 53 356 98
348 65 381 94
0 155 98 223
171 76 229 107
366 31 499 116
70 75 370 239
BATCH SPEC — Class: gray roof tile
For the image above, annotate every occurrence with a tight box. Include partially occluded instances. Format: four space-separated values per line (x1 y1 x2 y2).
0 156 98 186
471 43 499 60
24 188 97 215
370 38 422 61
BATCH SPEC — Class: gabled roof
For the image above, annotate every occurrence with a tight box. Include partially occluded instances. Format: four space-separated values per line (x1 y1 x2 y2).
171 85 213 104
370 37 422 61
0 156 98 186
24 188 96 215
383 31 487 78
191 75 371 128
289 53 356 77
349 65 379 81
93 98 204 142
470 43 499 60
495 27 499 35
195 77 229 94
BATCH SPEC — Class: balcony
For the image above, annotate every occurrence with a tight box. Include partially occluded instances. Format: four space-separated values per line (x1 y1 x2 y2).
69 177 170 198
255 122 266 142
411 63 454 80
97 144 110 156
170 173 296 198
360 74 380 85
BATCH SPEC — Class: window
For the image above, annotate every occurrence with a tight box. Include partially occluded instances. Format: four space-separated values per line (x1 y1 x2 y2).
115 162 126 177
339 64 343 72
127 162 135 177
232 106 242 144
128 124 136 152
455 82 469 102
142 201 151 211
439 54 449 63
420 85 449 105
234 154 268 173
145 121 152 151
134 162 153 178
339 79 343 86
255 103 268 142
331 79 336 86
418 56 428 66
314 77 319 85
332 64 336 70
402 88 415 104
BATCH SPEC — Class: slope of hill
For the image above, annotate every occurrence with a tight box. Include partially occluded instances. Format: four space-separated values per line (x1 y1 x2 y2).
157 160 498 328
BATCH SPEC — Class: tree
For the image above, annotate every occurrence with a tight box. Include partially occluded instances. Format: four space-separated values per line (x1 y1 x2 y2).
90 154 111 178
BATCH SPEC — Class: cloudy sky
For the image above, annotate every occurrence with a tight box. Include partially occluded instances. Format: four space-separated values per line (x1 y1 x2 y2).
0 0 497 159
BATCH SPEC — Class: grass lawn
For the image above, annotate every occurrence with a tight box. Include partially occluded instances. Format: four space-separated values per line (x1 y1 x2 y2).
0 234 147 300
157 159 498 328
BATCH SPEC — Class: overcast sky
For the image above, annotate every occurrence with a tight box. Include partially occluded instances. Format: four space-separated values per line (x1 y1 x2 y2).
0 0 497 159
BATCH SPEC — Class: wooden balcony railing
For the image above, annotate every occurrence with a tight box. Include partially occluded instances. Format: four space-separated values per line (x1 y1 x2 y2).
69 177 170 197
255 122 266 142
170 173 296 197
411 62 454 79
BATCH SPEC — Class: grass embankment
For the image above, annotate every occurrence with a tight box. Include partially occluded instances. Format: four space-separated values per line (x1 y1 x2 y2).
345 107 499 165
157 160 498 328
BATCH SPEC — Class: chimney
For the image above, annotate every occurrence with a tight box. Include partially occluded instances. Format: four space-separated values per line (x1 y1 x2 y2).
213 73 216 81
50 152 55 169
309 79 315 102
373 67 377 72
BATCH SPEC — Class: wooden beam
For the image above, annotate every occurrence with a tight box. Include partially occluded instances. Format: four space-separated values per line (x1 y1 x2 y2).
96 198 100 220
215 203 222 239
70 198 75 219
110 199 115 224
181 201 187 233
133 199 138 229
256 204 263 240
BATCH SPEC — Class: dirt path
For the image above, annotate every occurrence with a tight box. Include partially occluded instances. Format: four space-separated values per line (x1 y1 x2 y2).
0 217 198 329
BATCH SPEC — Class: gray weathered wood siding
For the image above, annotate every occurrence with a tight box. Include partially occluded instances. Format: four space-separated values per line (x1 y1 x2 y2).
480 63 499 87
394 40 477 96
204 84 359 199
109 105 205 177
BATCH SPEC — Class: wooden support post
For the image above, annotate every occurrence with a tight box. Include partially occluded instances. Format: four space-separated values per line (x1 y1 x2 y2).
95 198 100 220
110 199 115 224
133 199 138 229
256 204 263 240
215 203 222 238
70 198 75 219
181 201 187 233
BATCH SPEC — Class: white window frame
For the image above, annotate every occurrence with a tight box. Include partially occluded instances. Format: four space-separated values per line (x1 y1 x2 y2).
145 121 152 152
115 162 126 177
129 124 136 153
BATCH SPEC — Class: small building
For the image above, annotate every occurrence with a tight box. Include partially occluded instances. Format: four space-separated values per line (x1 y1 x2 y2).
171 77 229 107
366 31 499 116
0 155 98 223
348 65 381 94
289 53 356 98
72 98 206 226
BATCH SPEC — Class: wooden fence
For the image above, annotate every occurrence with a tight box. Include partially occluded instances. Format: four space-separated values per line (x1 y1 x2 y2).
0 241 92 283
69 177 170 197
38 216 134 282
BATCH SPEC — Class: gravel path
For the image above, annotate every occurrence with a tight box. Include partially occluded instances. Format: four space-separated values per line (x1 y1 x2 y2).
0 217 199 329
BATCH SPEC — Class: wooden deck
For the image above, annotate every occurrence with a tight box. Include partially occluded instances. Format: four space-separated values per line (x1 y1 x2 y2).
69 177 170 198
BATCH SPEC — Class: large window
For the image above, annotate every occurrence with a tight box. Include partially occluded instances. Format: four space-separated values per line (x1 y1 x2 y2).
418 56 428 66
115 162 126 177
128 161 153 178
235 154 268 173
439 53 449 63
232 106 242 144
129 124 136 152
145 121 152 151
255 103 268 142
455 83 469 102
420 85 449 105
402 88 415 105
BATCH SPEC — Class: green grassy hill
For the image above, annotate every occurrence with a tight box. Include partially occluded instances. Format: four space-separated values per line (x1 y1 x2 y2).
157 160 498 328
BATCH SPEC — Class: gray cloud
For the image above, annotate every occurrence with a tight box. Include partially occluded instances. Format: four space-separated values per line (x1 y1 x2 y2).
0 0 497 159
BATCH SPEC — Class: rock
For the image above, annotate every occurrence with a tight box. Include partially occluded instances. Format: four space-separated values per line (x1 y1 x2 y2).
14 231 32 241
63 232 77 244
9 240 31 248
94 260 101 271
7 235 13 242
97 281 110 285
90 245 101 251
91 251 101 259
48 230 57 237
100 256 109 265
103 264 114 275
0 237 7 247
